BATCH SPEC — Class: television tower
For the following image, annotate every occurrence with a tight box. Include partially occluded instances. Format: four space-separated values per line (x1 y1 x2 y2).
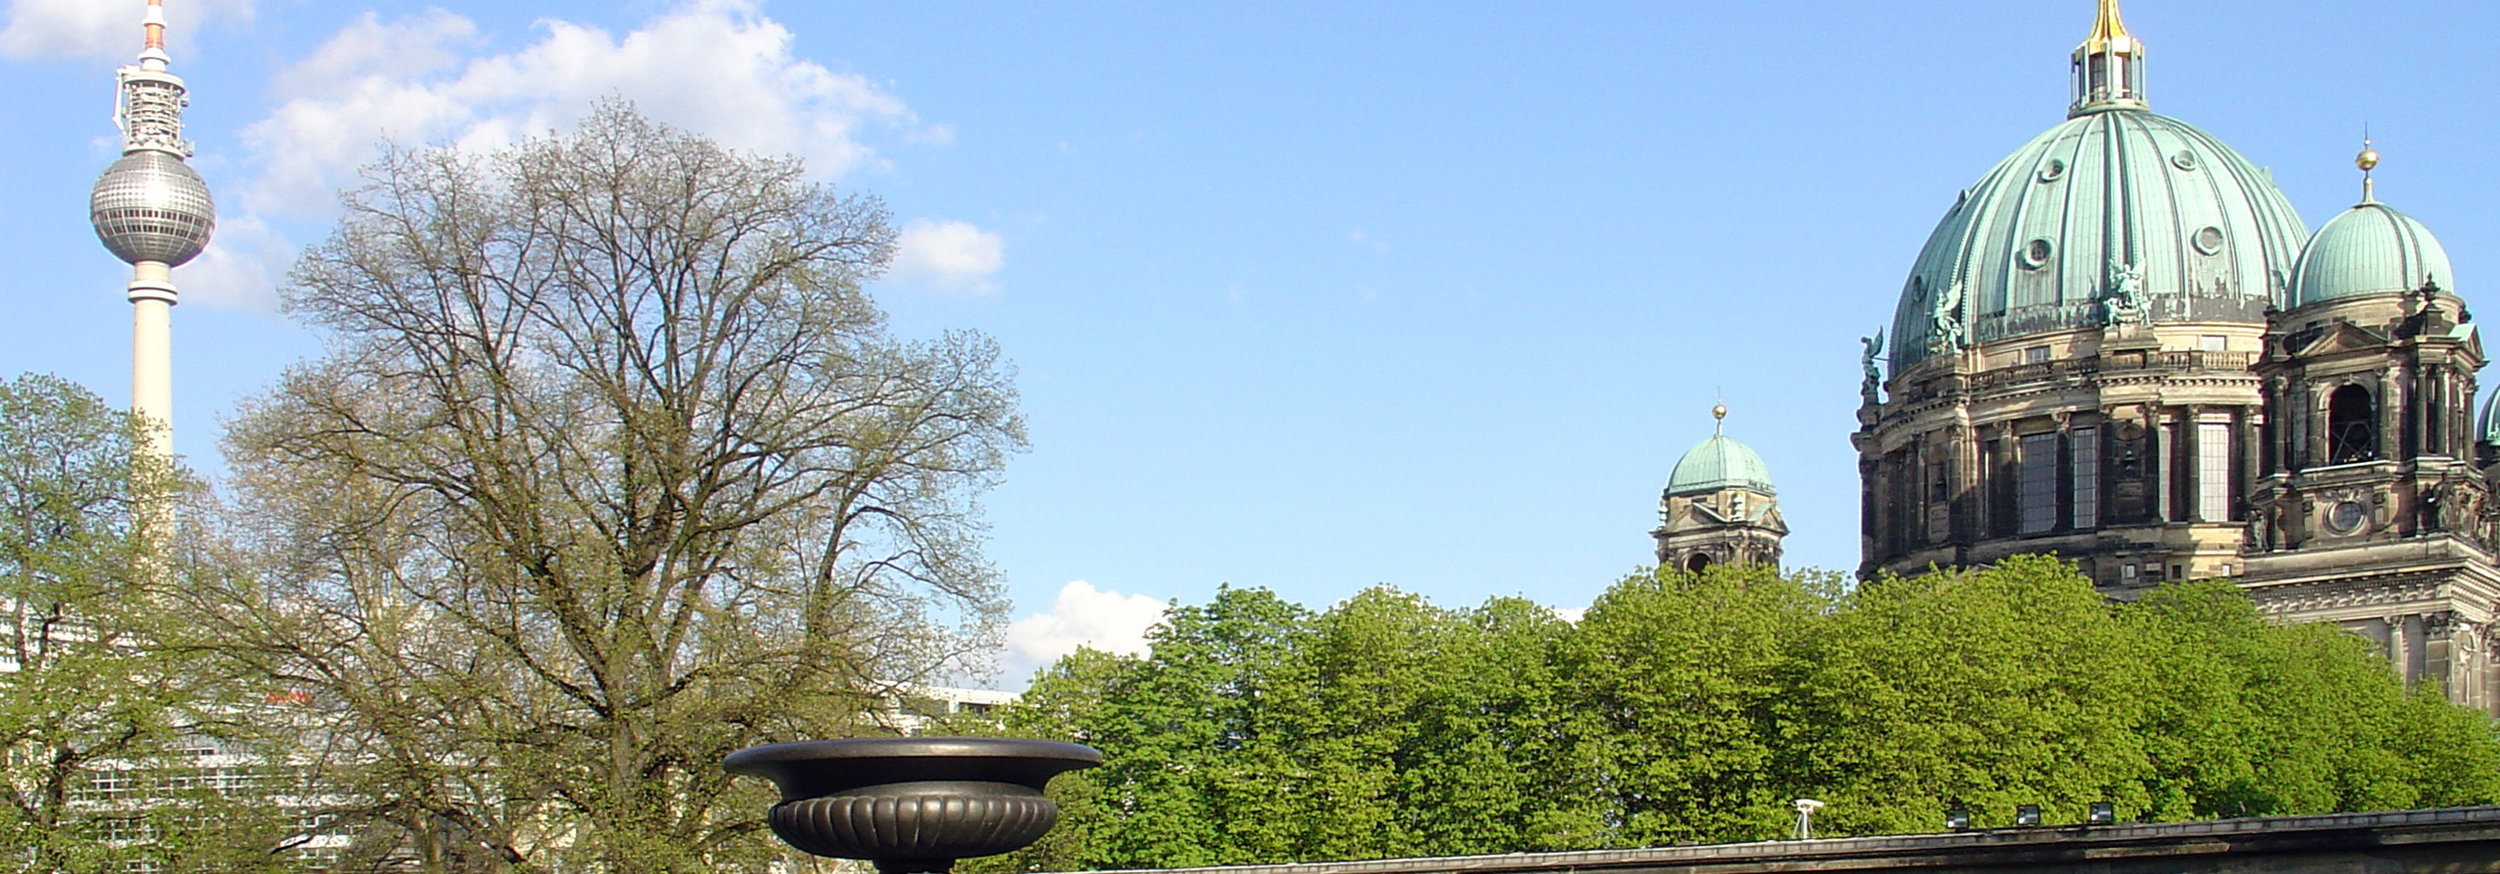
89 0 215 462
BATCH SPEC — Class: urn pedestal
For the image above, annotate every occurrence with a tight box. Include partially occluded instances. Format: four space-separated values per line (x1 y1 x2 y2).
724 737 1101 874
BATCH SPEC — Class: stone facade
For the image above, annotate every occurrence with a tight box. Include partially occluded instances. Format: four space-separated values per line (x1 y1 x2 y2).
1653 479 1785 573
1852 1 2500 715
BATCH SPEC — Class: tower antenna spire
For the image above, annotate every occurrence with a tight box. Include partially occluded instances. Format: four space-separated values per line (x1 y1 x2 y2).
2356 126 2380 204
91 0 215 464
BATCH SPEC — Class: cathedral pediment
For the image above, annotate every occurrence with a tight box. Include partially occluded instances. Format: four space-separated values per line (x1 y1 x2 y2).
2284 319 2392 358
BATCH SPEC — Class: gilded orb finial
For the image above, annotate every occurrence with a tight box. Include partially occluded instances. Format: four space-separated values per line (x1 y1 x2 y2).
1712 403 1728 436
2357 135 2379 203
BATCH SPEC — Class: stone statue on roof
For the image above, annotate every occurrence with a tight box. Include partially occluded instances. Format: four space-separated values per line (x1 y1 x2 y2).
2104 259 2149 326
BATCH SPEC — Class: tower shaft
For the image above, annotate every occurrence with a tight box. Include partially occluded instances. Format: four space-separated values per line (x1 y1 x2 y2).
131 263 175 460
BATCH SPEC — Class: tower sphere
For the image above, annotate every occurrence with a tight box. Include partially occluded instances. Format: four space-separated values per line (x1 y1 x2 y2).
90 150 215 266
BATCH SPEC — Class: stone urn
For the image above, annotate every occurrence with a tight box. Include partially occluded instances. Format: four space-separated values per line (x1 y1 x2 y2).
723 737 1101 874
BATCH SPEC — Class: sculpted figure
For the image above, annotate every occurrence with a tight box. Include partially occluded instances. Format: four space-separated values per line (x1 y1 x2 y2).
2104 260 2149 326
1927 281 1965 354
1860 329 1886 397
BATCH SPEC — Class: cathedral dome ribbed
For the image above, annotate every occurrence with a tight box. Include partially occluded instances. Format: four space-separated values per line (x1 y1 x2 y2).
1889 110 2310 374
1667 435 1774 497
2290 202 2452 307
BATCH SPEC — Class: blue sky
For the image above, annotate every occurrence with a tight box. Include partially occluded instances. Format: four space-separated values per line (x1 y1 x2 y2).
3 0 2496 685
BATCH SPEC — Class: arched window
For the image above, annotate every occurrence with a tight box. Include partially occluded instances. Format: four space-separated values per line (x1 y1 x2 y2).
2328 385 2377 464
1685 553 1713 574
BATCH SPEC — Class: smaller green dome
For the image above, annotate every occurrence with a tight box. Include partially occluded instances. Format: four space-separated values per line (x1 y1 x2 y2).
2477 389 2500 449
1668 435 1775 497
2290 202 2453 307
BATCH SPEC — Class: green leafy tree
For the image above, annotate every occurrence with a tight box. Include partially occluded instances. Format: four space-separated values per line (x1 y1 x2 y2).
1020 558 2500 866
0 374 302 872
2122 578 2500 817
1782 556 2157 834
1565 564 1827 845
1396 596 1582 854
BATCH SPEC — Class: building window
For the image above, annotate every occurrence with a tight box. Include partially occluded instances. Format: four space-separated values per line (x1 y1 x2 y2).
2198 421 2232 521
2328 385 2376 464
2025 345 2051 364
2071 427 2100 529
2200 335 2227 352
2019 433 2057 534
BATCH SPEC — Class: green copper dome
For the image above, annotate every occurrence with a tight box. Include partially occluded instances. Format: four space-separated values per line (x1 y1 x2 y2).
1890 110 2309 373
2290 201 2453 307
1668 434 1774 497
2478 388 2500 450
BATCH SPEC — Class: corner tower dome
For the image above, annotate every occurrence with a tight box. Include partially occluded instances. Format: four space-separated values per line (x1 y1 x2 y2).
1668 406 1774 496
2291 150 2454 307
1889 0 2309 374
1667 435 1774 496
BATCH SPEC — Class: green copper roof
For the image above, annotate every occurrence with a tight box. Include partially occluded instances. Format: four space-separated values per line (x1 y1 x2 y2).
2290 202 2453 307
1667 434 1774 497
1890 109 2310 374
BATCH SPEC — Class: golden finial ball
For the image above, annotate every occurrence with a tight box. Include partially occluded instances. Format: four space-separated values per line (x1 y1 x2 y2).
1712 403 1728 421
2357 146 2380 172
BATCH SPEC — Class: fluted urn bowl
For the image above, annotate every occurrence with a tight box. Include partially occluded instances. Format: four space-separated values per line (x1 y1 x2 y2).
723 737 1101 873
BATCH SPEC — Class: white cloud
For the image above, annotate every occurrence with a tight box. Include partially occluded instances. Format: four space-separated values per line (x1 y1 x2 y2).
1003 581 1165 679
0 0 251 60
241 0 935 217
1553 606 1587 624
192 0 943 311
888 219 1006 293
1348 227 1389 254
176 215 290 313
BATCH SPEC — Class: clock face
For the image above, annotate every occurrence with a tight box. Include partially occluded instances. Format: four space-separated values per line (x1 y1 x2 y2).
2327 500 2368 534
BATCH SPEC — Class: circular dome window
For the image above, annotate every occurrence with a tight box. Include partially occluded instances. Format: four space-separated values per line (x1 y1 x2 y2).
2018 238 2055 269
2038 158 2067 183
2192 226 2225 255
2172 150 2200 171
2327 500 2368 534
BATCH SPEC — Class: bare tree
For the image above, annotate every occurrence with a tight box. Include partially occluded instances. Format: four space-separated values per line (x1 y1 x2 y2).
203 103 1024 873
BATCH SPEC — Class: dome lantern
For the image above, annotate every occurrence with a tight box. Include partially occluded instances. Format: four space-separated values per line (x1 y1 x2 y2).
2071 0 2147 116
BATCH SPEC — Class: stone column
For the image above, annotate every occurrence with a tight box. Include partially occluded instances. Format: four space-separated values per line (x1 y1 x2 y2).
2425 611 2459 704
2379 369 2403 462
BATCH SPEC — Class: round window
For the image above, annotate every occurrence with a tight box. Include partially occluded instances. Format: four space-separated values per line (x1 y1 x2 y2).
2171 150 2200 171
2018 238 2055 269
2192 226 2225 255
2038 158 2067 182
2327 500 2368 534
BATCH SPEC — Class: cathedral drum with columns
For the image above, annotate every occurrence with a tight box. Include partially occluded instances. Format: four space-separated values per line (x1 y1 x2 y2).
1849 1 2499 713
